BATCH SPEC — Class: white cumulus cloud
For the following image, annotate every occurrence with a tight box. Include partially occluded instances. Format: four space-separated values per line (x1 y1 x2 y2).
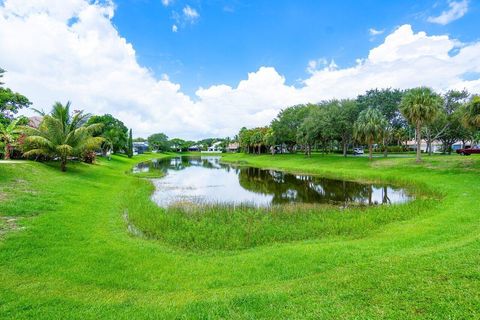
0 1 479 140
427 0 469 25
369 28 384 36
182 5 199 22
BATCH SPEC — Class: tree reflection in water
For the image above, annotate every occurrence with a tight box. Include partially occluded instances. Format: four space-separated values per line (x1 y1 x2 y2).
133 156 411 208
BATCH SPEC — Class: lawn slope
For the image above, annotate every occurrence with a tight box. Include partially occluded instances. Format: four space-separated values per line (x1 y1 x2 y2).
0 154 479 319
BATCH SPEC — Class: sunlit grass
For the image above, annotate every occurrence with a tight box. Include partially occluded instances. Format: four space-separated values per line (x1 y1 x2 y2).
0 153 479 318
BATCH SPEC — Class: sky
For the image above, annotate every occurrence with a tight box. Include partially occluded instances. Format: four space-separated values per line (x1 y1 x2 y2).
0 0 479 139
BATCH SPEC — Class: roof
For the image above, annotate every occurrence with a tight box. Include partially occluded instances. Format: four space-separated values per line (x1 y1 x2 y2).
228 142 239 149
28 116 43 128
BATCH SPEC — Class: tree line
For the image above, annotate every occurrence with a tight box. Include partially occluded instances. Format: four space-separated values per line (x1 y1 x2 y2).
237 87 480 162
142 134 229 153
2 64 480 170
1 67 230 170
0 68 135 171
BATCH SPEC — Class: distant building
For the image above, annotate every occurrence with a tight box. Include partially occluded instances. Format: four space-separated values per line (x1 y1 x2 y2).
188 144 202 152
28 116 43 128
406 139 442 153
227 142 239 152
202 141 223 153
406 139 473 153
133 141 149 154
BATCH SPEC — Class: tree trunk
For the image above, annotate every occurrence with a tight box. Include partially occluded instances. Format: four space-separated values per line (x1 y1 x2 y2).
343 139 347 157
369 143 373 161
4 143 11 160
60 157 67 172
383 137 388 158
416 123 422 162
425 128 432 156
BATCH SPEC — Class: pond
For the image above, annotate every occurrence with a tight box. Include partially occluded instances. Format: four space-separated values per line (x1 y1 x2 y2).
133 156 412 208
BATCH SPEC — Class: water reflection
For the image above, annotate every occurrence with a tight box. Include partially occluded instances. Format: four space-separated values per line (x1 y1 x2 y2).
133 156 412 208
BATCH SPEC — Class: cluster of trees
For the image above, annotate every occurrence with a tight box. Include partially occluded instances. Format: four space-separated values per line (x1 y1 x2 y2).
238 87 480 162
238 127 272 154
144 133 229 152
0 68 31 160
3 63 480 170
0 68 135 171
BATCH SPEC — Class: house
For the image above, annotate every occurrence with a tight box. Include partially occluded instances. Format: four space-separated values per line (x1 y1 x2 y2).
133 141 149 154
202 141 223 153
406 139 442 153
406 139 473 153
227 142 239 152
28 116 43 128
188 144 202 152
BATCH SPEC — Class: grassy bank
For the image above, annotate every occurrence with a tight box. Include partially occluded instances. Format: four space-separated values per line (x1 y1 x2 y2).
0 154 479 318
125 154 437 250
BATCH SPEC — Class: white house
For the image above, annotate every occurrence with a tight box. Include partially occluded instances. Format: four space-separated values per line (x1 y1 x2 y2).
406 139 472 153
202 141 223 153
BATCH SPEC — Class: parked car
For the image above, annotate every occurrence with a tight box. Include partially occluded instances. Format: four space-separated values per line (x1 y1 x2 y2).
353 148 364 155
456 146 480 156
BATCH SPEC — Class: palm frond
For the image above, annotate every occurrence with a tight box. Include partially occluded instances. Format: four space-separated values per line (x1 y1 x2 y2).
56 144 73 156
24 135 54 149
23 148 52 157
31 107 47 116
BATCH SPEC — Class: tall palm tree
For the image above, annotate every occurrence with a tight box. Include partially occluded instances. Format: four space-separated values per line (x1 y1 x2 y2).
400 87 442 162
23 102 103 171
462 95 480 130
354 107 387 160
0 118 21 160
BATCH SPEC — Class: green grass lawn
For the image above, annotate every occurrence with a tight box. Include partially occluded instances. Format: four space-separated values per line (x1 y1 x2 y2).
0 153 479 319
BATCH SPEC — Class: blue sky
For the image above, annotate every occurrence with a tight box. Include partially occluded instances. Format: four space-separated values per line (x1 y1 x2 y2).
1 0 479 139
112 0 480 96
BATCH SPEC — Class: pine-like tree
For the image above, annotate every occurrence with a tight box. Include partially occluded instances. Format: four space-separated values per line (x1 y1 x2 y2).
127 128 133 158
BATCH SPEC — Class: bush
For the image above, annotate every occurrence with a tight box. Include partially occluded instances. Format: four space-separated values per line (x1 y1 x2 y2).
374 145 409 153
83 151 97 164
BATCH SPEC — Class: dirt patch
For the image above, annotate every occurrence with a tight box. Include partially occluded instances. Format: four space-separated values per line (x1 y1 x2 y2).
1 179 38 196
0 217 24 239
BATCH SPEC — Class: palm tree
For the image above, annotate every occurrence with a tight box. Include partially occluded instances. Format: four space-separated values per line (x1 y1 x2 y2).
101 129 116 160
250 128 264 154
0 118 21 160
400 87 442 162
462 95 480 130
354 107 387 160
23 102 103 171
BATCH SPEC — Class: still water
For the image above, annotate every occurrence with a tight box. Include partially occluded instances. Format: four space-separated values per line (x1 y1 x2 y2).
133 156 412 208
